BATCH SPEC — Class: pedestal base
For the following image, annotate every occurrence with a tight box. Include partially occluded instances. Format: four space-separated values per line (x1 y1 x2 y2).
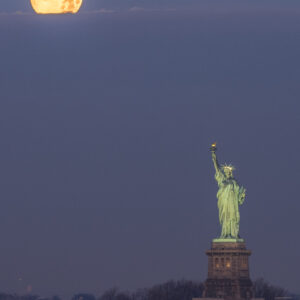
202 240 254 300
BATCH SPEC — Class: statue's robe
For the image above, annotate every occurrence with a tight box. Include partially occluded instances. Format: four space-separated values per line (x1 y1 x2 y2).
215 170 245 238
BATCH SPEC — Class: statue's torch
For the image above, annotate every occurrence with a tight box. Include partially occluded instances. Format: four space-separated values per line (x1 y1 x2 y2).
210 142 217 152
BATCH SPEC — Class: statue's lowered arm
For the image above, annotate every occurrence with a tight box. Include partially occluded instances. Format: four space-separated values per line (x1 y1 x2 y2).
238 184 246 204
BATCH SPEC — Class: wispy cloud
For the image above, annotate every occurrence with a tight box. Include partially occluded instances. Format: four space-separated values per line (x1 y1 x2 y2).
81 8 116 14
82 6 176 15
128 6 176 12
0 10 33 16
0 6 177 16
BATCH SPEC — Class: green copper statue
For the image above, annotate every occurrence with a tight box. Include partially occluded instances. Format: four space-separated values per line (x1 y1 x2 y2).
210 143 246 239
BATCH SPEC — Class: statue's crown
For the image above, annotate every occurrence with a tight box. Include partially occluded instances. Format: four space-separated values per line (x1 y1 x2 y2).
222 164 235 171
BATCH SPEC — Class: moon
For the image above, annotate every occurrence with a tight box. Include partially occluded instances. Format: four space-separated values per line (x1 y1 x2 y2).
30 0 83 14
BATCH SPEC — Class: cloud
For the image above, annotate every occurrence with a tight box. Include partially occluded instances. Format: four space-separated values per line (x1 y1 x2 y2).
82 8 116 14
0 6 177 17
128 6 176 12
14 10 31 15
128 7 147 12
0 10 33 16
82 7 176 15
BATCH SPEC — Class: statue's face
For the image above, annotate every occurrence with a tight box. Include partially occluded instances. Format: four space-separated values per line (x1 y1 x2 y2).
224 168 233 178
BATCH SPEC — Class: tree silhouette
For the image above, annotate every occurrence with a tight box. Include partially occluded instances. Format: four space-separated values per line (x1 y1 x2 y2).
253 278 288 300
71 293 96 300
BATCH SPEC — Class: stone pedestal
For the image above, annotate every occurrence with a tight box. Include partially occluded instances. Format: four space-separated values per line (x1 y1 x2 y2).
202 240 254 300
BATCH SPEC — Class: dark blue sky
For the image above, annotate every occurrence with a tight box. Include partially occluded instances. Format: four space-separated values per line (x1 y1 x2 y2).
0 0 300 298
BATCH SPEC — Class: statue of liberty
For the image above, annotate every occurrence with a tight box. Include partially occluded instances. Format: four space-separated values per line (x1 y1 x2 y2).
210 143 246 239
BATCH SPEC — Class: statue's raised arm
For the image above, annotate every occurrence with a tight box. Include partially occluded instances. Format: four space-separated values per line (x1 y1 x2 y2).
210 143 220 173
210 143 224 184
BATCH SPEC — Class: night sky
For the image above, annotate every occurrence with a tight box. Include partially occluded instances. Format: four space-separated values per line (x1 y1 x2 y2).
0 0 300 298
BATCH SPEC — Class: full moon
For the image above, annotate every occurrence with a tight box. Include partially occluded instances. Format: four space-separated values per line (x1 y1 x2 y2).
30 0 83 14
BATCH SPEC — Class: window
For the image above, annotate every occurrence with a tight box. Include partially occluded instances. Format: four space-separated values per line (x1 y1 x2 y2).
226 258 231 268
215 258 220 268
